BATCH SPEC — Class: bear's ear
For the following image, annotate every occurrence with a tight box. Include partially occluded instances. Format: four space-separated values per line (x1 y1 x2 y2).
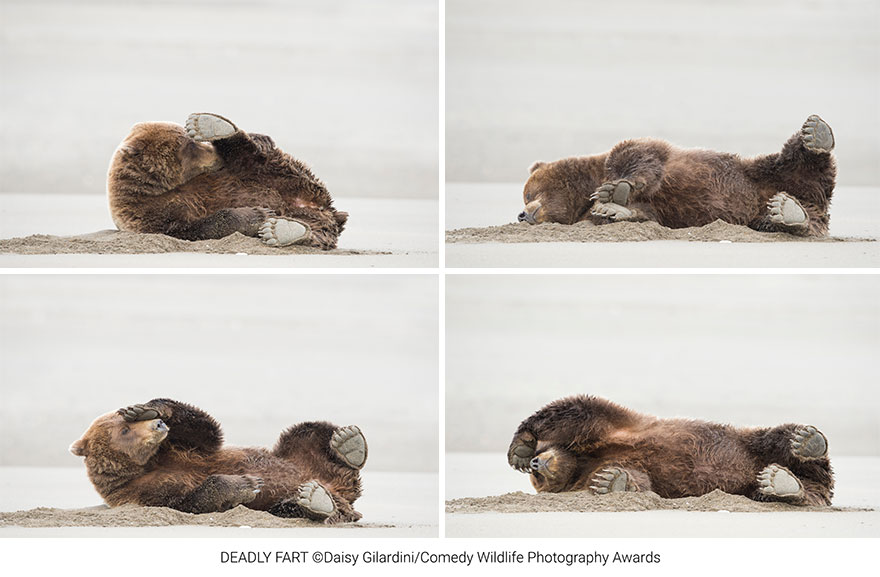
69 438 88 457
529 161 547 174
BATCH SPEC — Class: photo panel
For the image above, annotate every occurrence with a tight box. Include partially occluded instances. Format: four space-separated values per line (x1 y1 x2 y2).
0 274 439 536
0 0 439 267
446 274 879 537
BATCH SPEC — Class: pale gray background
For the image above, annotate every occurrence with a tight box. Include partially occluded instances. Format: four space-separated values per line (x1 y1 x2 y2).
0 0 438 199
447 0 879 185
447 275 880 455
0 275 439 472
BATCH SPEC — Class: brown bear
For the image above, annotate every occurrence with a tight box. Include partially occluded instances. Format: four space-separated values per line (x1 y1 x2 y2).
69 398 367 523
518 115 836 236
108 113 348 249
507 395 833 506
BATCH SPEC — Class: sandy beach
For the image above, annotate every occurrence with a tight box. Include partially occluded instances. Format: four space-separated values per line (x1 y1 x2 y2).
0 194 438 267
445 275 880 537
0 0 438 268
0 467 437 537
446 0 879 269
445 453 880 537
0 275 439 536
445 184 879 268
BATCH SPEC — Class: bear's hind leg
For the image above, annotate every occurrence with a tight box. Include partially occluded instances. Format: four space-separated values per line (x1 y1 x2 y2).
588 465 651 494
749 193 828 236
273 422 366 501
269 480 362 523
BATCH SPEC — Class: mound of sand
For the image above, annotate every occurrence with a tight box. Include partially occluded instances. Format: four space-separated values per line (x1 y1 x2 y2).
446 220 867 244
446 490 868 514
0 230 386 256
0 504 387 528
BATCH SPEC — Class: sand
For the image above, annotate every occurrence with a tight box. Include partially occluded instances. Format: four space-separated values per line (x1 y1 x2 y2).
0 467 438 537
447 219 867 245
0 230 383 256
0 504 387 529
447 489 864 514
444 184 880 267
445 454 880 537
0 194 438 267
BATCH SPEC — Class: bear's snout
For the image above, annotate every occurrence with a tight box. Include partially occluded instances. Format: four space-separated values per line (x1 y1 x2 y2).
518 210 536 224
530 456 544 471
154 419 168 433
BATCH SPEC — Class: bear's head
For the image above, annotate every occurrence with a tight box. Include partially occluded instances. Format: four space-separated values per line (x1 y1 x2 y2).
70 410 169 472
113 122 223 193
518 158 603 225
528 444 578 493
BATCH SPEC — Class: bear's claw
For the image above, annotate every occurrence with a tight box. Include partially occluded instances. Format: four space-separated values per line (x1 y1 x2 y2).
589 467 630 494
591 202 634 221
767 192 807 227
242 475 263 497
296 480 336 519
331 425 368 470
508 432 537 473
791 425 828 460
757 464 804 499
118 404 160 422
801 115 834 153
185 113 238 142
258 217 311 247
590 180 633 205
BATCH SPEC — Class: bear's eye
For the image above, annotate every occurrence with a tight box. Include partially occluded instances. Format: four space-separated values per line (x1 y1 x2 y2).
121 427 130 435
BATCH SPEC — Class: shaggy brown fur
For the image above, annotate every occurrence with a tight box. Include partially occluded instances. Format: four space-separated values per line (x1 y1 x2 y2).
507 396 833 506
70 399 365 523
519 115 836 236
108 115 347 249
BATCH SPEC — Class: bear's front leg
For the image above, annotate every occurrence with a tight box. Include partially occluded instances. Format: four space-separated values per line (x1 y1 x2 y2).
174 474 263 514
507 430 538 473
185 113 269 170
119 399 224 452
171 206 278 242
598 141 666 207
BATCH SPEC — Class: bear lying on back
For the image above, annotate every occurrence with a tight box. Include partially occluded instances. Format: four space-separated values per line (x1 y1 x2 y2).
70 399 367 523
108 113 347 250
507 395 833 506
518 115 836 236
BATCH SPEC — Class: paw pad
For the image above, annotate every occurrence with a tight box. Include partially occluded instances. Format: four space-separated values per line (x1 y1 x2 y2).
331 425 368 469
508 433 537 472
296 480 335 518
591 202 633 221
767 192 807 227
117 405 160 422
258 217 310 247
185 113 238 142
791 425 828 460
757 465 804 498
801 115 834 153
589 467 630 494
590 180 633 205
